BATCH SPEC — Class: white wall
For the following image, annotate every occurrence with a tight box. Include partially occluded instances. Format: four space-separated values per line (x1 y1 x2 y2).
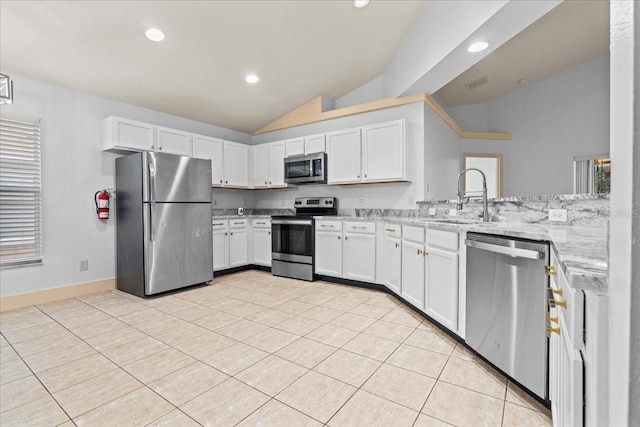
424 103 462 201
0 75 252 297
252 103 425 210
449 54 610 197
333 76 384 109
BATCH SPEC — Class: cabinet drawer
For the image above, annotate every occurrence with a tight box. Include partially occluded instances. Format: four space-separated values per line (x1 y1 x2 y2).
344 221 376 234
253 219 271 228
402 226 425 243
229 218 247 228
425 229 459 251
551 251 584 350
212 220 228 230
316 220 342 231
384 223 402 238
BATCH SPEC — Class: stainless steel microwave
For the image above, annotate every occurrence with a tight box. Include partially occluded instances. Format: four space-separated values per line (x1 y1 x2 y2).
284 152 327 184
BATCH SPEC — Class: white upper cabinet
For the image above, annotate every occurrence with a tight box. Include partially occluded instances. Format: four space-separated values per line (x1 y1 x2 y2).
103 116 155 152
304 134 326 154
157 126 192 156
326 128 362 184
223 141 249 188
253 141 287 188
192 135 224 186
362 120 405 182
285 138 304 157
326 120 406 185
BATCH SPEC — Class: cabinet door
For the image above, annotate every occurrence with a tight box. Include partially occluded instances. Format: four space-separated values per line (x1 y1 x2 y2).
223 141 249 187
285 138 304 157
304 134 326 154
193 135 224 186
268 141 286 187
326 129 361 183
253 144 270 188
557 314 584 427
106 117 155 151
229 228 248 267
425 247 458 331
157 126 192 156
344 233 376 282
212 228 228 271
315 231 343 277
402 240 425 310
253 228 272 266
362 120 404 182
383 237 402 295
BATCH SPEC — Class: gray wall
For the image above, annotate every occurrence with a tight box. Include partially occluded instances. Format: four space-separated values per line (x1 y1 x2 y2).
448 54 609 197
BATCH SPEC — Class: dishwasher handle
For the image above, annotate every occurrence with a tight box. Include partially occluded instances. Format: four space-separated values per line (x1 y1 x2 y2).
465 239 543 259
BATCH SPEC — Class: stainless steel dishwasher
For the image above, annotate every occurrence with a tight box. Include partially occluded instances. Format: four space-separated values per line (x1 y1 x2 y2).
465 232 550 400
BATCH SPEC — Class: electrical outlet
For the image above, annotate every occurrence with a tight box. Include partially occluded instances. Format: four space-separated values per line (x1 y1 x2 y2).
79 259 88 272
359 196 365 206
428 208 436 216
448 208 457 216
549 209 568 222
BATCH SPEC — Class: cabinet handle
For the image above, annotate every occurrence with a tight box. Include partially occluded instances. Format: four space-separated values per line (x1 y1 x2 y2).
549 298 567 309
256 222 265 225
423 250 429 257
546 316 559 324
417 249 422 255
548 287 563 296
547 327 561 335
213 222 224 226
320 224 335 228
395 242 399 248
338 235 341 240
233 222 244 225
545 265 557 276
351 226 366 230
385 228 395 232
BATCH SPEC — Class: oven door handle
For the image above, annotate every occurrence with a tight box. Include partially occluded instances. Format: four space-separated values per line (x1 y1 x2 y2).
271 219 313 226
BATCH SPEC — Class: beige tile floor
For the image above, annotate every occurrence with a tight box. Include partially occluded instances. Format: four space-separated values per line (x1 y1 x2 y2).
0 270 552 427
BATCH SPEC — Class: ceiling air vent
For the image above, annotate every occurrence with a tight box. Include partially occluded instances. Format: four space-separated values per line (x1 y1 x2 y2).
465 75 488 91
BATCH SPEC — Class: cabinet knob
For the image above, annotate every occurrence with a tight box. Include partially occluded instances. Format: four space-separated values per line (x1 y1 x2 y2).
357 175 360 179
344 236 348 240
338 235 341 240
417 249 422 255
549 298 567 309
220 180 223 183
230 232 233 236
547 287 563 296
224 232 227 236
265 181 267 185
151 145 154 150
423 251 429 257
395 242 399 248
225 180 228 184
545 265 557 276
364 174 367 178
268 231 270 235
547 327 561 335
546 316 559 324
269 181 272 185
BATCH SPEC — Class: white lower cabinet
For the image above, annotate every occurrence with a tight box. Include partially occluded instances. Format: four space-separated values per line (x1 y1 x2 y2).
315 221 343 277
424 229 459 332
382 223 402 295
402 239 425 310
212 218 248 271
252 219 271 267
343 224 376 282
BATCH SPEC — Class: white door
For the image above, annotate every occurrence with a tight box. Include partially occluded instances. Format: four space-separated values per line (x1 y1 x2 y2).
112 117 155 151
268 141 286 187
425 247 458 331
193 135 224 186
229 228 248 267
212 227 228 271
362 120 404 182
344 233 376 282
253 144 270 188
327 129 361 183
304 134 326 154
157 126 192 156
253 227 272 266
315 231 343 277
383 237 402 295
402 240 425 310
224 141 249 187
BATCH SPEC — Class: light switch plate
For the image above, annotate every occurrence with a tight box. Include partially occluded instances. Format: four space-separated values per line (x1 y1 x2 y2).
549 209 568 222
428 208 436 216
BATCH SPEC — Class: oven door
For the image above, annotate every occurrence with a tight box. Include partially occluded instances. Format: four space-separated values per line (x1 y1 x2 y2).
271 218 314 264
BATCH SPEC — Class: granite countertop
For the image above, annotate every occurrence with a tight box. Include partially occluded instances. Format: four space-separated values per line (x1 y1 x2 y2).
214 214 609 293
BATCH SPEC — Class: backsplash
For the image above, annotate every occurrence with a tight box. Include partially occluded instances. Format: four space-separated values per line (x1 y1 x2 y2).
214 194 610 227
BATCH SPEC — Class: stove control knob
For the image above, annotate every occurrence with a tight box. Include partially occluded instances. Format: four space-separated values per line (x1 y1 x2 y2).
325 200 331 205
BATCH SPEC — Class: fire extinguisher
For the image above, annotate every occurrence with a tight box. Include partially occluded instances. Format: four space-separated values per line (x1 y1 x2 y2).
94 190 110 220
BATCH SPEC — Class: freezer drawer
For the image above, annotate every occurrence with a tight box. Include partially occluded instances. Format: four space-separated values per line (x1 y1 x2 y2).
144 202 213 295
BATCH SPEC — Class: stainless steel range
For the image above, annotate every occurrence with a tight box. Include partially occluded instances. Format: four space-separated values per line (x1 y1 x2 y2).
271 197 337 281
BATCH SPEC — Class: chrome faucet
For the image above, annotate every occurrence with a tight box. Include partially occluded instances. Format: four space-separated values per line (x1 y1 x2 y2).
457 168 490 222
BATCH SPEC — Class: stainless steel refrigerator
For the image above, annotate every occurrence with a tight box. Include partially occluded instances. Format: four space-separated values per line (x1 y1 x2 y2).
115 152 213 297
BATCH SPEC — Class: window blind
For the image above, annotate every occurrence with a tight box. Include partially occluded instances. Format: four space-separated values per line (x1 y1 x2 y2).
0 117 42 267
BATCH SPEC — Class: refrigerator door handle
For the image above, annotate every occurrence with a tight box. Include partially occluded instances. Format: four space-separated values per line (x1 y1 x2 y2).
149 203 155 242
148 161 156 204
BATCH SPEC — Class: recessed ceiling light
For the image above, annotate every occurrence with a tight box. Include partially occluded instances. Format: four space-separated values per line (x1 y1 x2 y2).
467 41 489 53
245 74 259 84
145 28 165 42
354 0 370 8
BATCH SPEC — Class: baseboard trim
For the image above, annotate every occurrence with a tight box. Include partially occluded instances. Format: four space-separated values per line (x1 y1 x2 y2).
0 278 116 312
